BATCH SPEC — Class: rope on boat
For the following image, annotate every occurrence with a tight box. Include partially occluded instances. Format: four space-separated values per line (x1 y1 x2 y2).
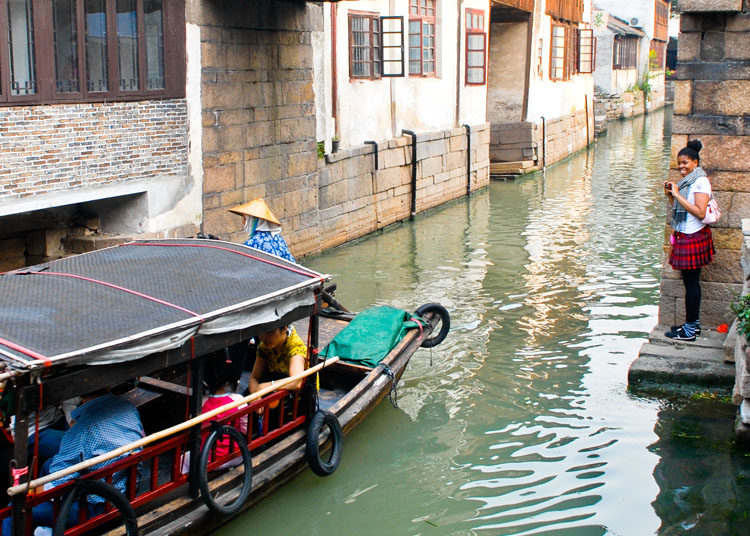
378 363 398 408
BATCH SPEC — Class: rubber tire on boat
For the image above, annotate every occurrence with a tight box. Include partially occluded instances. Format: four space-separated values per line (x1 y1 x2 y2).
198 424 253 516
414 303 450 348
53 479 138 536
305 411 343 477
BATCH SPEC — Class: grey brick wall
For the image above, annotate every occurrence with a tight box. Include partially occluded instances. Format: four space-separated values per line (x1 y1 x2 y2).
0 100 188 201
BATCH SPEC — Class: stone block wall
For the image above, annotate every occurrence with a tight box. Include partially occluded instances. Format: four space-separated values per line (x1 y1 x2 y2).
660 2 750 326
315 125 490 254
733 218 750 441
192 0 321 248
490 123 538 162
542 109 593 167
0 100 188 201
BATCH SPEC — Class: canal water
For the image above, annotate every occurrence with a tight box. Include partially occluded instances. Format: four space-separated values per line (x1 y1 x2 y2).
217 108 750 535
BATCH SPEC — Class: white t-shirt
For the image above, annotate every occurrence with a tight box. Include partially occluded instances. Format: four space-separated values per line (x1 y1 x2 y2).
676 176 712 234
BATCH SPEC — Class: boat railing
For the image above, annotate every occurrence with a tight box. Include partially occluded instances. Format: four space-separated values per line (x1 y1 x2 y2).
0 372 322 535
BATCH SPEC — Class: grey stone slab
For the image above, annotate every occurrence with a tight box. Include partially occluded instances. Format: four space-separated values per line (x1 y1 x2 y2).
630 341 735 390
680 0 742 12
648 325 727 350
672 114 750 136
673 61 750 81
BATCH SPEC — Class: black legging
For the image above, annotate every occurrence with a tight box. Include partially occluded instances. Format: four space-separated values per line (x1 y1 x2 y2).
682 268 701 323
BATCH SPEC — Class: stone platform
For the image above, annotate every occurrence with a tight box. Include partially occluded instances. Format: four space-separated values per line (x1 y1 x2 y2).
629 326 734 392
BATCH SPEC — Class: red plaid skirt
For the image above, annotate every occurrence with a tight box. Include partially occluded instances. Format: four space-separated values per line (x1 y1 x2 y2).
669 226 715 270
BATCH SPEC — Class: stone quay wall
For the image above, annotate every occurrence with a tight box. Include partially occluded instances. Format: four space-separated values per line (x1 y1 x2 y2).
659 2 750 327
542 109 593 167
317 126 490 253
732 218 750 442
193 0 321 249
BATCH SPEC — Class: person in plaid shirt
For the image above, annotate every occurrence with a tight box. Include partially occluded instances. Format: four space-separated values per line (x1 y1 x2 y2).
663 139 715 341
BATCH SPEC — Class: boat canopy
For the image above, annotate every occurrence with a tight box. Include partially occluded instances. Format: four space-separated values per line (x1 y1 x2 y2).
0 239 326 371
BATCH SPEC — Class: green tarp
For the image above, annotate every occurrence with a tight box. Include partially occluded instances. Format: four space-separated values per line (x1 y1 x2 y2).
320 306 427 368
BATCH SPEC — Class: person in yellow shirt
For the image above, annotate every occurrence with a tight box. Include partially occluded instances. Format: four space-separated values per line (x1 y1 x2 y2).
249 325 309 398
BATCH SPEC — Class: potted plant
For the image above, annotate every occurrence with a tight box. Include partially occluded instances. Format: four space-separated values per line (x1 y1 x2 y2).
331 136 339 153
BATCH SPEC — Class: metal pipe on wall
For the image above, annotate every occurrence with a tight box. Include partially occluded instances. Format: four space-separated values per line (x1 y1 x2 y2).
364 140 378 170
541 116 546 172
463 124 471 196
401 130 417 220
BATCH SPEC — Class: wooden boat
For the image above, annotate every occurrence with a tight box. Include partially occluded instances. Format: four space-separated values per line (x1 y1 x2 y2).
0 238 449 535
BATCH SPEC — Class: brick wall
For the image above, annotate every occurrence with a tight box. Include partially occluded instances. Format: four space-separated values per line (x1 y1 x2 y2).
315 125 490 253
660 3 750 326
0 100 188 200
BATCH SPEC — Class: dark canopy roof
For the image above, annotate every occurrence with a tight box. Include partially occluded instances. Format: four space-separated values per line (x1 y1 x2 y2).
0 239 325 371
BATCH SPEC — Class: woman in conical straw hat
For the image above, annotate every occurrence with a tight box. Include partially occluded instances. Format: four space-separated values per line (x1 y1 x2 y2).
229 199 296 263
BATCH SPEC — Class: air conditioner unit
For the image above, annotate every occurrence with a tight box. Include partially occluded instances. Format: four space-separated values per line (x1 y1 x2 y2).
629 17 640 27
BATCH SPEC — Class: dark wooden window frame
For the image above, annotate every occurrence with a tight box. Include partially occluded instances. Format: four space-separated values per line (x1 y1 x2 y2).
464 8 485 86
349 11 381 80
0 0 185 106
649 39 666 71
537 38 543 77
409 0 436 77
613 34 638 70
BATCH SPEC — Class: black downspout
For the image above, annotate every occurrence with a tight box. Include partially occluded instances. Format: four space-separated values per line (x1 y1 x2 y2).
364 140 378 170
541 116 546 171
463 124 471 196
401 130 417 220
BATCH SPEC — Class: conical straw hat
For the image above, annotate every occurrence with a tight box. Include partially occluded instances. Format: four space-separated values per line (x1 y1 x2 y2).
228 198 281 226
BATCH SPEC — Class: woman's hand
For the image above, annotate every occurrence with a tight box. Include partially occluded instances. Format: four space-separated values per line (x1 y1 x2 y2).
664 181 676 197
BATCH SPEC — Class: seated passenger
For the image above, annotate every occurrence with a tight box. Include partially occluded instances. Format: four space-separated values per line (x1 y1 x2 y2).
10 397 80 462
229 199 296 263
249 325 309 400
201 353 248 461
2 389 144 535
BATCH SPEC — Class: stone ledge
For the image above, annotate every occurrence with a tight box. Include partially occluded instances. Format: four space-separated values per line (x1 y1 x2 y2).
680 0 742 12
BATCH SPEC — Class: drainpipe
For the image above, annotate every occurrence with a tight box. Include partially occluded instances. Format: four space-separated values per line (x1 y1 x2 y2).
364 140 378 170
540 116 546 172
401 130 417 220
463 124 471 196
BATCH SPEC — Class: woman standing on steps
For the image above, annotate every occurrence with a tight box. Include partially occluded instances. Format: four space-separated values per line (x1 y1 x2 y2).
663 139 715 342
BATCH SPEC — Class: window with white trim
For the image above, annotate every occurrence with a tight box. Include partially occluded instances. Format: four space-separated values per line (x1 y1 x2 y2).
465 8 485 85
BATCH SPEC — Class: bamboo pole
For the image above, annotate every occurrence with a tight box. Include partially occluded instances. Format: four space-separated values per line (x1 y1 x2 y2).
7 356 339 497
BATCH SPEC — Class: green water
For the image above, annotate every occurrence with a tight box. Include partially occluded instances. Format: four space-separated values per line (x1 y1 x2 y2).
217 108 750 535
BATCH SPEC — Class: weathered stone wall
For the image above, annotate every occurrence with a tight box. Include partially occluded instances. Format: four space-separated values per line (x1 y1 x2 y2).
733 218 750 441
315 125 490 254
191 0 321 247
0 100 188 201
542 109 592 167
659 3 750 326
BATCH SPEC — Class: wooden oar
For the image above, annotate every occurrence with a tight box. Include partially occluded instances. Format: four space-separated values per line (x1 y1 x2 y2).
7 356 339 497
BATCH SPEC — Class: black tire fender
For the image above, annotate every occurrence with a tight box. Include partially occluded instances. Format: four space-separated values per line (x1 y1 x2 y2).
198 424 253 516
414 303 450 348
53 479 138 536
305 411 343 477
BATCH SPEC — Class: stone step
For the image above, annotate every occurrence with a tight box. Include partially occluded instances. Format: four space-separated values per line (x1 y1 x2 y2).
629 340 735 391
490 161 535 174
648 324 726 350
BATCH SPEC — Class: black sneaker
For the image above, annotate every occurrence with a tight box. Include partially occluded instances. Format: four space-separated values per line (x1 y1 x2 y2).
670 324 701 336
665 326 696 341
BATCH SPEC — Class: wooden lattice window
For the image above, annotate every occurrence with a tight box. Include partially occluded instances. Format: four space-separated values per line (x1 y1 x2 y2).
613 35 638 70
578 28 595 74
465 8 485 85
0 0 184 106
409 0 436 76
550 24 566 80
349 13 381 79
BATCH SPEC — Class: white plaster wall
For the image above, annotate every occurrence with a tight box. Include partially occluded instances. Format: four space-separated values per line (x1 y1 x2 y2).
331 0 488 147
313 5 333 152
594 28 615 92
593 0 656 80
525 6 595 124
149 22 203 234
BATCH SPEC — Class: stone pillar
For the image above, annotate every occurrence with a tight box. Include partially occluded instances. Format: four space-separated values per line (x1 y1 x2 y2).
659 0 750 328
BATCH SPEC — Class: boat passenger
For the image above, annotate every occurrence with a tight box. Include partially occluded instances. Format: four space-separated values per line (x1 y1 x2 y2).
10 397 80 461
2 389 144 535
248 325 309 410
229 198 296 263
201 353 248 460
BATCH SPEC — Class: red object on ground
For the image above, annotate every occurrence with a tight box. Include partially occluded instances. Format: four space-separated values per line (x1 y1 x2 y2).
717 323 729 333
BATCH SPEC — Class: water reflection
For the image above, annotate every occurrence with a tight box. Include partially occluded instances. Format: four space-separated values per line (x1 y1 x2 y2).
215 108 749 536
